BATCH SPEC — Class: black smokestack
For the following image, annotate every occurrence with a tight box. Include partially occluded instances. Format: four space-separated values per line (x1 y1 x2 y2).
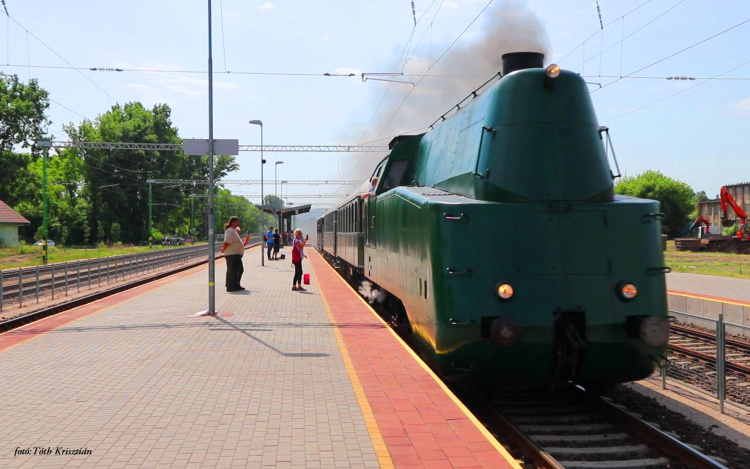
502 52 544 75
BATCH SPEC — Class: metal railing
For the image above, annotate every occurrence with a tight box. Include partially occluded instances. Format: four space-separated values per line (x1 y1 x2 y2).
0 239 260 312
659 310 750 413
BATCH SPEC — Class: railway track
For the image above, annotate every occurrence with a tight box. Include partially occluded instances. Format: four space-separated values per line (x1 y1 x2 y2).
668 324 750 407
462 385 728 469
326 260 729 469
0 242 261 333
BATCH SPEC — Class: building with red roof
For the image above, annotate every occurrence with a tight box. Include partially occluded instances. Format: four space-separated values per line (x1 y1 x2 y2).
0 200 30 246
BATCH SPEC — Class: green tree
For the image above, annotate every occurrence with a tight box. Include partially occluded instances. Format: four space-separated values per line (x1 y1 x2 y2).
264 195 284 211
67 102 239 243
615 170 695 238
110 222 121 243
97 220 106 241
0 75 51 240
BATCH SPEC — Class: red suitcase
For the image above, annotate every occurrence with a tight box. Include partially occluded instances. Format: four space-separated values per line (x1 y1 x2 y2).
303 273 310 285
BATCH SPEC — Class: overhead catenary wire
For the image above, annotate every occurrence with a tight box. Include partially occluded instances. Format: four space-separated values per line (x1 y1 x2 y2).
592 17 750 94
603 58 750 123
569 0 687 74
0 62 479 79
5 13 119 104
373 0 496 142
557 0 655 64
219 0 228 72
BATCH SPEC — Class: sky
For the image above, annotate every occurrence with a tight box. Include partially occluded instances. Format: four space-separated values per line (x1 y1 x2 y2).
2 0 749 205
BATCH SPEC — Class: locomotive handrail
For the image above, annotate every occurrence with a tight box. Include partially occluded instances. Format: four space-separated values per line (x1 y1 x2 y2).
646 267 672 275
443 213 468 221
446 268 473 276
642 213 667 222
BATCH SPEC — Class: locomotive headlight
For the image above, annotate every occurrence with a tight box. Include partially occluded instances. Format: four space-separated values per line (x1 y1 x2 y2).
640 316 669 347
496 283 514 301
617 282 638 301
545 63 561 78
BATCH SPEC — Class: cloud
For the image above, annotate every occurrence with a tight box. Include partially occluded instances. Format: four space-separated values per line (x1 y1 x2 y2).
258 2 274 10
444 1 460 8
732 98 750 115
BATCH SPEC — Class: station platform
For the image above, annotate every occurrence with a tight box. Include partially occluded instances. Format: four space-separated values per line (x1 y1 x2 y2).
668 271 750 304
0 246 519 469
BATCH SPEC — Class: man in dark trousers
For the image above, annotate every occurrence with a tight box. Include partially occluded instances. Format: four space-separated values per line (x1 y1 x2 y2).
273 228 281 260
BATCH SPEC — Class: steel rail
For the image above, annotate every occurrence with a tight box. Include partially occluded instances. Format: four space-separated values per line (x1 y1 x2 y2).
595 394 728 469
669 342 750 375
0 240 260 333
671 323 750 351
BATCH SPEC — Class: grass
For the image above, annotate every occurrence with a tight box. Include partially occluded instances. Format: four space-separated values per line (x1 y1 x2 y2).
664 240 750 280
0 242 201 270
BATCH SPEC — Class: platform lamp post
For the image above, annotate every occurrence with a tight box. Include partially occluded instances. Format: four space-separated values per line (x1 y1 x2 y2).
280 181 287 208
38 140 52 265
249 119 265 266
274 161 284 197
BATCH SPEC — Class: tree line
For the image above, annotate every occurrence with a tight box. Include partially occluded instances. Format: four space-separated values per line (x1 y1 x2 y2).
1 74 275 246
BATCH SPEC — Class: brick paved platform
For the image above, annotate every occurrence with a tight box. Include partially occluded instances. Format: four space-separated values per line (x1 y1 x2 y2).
0 246 519 469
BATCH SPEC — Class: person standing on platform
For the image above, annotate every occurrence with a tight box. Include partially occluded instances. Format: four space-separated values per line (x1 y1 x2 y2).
220 216 250 292
265 226 275 261
291 229 308 291
273 228 281 260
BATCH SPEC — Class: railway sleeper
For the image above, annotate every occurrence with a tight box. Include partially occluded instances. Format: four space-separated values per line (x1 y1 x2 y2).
555 458 669 468
531 433 631 444
511 413 598 425
546 444 650 456
518 423 615 434
501 405 586 416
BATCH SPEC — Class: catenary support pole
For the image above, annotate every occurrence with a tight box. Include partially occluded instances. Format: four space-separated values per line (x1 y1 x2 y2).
207 0 217 314
148 172 153 248
42 145 49 265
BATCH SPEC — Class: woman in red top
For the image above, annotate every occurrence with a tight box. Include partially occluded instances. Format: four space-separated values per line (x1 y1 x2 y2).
291 229 307 291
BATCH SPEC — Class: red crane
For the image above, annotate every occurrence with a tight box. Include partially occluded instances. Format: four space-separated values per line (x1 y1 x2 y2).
720 187 750 241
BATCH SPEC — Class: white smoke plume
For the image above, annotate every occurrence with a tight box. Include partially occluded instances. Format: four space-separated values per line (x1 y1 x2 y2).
358 280 388 304
342 0 549 180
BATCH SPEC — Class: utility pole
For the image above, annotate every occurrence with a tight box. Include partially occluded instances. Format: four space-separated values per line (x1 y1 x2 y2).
148 171 153 248
207 0 217 314
190 196 195 237
39 141 51 265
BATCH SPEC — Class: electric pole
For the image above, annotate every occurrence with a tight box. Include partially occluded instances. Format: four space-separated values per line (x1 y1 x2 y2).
148 172 153 248
40 141 51 265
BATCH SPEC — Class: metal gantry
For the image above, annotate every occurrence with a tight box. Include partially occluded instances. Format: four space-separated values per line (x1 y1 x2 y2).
147 179 360 185
44 141 388 153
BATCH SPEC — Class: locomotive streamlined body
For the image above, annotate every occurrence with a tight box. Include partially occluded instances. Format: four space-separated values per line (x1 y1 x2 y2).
318 53 669 387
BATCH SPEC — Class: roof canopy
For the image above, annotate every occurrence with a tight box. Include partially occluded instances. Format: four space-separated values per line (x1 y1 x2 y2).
0 200 30 225
257 204 312 218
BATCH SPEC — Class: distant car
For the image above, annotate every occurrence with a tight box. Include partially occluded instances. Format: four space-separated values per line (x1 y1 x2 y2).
33 240 55 246
161 236 185 246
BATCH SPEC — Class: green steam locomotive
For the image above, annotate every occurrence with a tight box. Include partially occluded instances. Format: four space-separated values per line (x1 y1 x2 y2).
317 52 669 386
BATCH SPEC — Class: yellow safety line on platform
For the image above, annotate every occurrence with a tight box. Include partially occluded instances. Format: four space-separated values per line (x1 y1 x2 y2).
669 291 750 308
308 260 395 469
310 250 523 469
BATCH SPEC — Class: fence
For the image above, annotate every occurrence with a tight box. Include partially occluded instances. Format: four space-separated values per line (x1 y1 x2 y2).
0 239 259 312
659 309 750 414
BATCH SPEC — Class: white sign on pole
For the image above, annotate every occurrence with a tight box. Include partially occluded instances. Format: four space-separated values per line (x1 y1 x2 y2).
183 139 239 156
